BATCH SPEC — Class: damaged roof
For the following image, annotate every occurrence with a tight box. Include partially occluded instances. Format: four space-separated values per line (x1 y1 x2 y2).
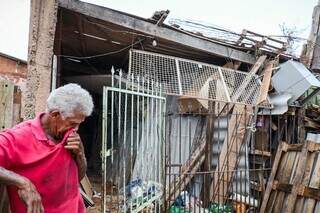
57 0 258 66
57 0 295 72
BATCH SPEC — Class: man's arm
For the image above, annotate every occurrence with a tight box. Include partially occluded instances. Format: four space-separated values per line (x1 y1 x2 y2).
74 151 87 180
0 133 44 212
65 132 87 180
0 167 44 212
0 166 26 187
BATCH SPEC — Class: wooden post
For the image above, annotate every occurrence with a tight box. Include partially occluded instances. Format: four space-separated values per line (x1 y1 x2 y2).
257 61 274 104
203 103 215 207
304 2 320 69
0 80 14 213
209 105 252 203
0 80 14 130
259 143 285 213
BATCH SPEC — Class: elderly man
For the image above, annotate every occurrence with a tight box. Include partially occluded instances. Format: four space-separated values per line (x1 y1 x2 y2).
0 83 94 213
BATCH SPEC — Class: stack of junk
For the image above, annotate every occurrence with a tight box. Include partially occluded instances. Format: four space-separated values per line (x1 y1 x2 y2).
97 48 320 213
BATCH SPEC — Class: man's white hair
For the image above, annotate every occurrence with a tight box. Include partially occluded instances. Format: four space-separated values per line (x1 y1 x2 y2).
46 83 94 118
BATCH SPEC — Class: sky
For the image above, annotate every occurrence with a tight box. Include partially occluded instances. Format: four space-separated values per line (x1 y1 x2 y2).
0 0 318 61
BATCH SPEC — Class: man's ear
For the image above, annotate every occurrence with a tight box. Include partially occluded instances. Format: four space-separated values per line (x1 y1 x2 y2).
49 110 60 118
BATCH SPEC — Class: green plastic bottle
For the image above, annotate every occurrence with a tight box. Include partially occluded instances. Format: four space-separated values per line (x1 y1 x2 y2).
209 203 233 213
169 206 190 213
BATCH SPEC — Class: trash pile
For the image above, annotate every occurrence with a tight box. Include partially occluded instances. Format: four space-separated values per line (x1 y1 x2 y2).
120 179 163 212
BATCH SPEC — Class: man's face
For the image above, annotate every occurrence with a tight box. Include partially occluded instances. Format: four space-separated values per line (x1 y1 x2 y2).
50 111 86 140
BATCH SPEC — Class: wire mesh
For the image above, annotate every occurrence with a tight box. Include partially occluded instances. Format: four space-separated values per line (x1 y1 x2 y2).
129 49 262 106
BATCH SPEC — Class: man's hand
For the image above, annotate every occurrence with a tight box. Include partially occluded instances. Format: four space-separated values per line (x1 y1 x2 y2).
17 177 44 213
64 132 84 156
64 132 87 180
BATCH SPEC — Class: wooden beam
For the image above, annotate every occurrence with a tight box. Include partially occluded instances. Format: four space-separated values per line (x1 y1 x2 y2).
203 110 215 207
80 175 93 199
283 143 308 212
216 55 266 115
261 140 320 212
166 141 206 208
210 105 252 203
271 151 297 212
304 152 320 211
272 182 320 201
231 55 267 103
304 117 320 129
305 3 320 69
250 150 271 157
58 0 256 64
257 61 274 104
259 142 285 213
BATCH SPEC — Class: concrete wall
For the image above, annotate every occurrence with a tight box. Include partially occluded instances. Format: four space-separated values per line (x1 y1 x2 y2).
23 0 58 120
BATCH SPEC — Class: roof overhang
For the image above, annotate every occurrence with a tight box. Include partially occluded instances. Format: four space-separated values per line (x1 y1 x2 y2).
57 0 256 67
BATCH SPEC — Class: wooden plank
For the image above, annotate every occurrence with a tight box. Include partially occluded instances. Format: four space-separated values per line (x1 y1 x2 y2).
166 152 205 208
304 117 320 129
217 67 231 102
295 152 316 212
283 143 309 213
272 183 320 201
12 86 22 126
58 0 256 64
272 151 297 212
166 140 206 206
257 61 274 104
272 181 293 193
80 187 95 207
284 143 303 152
299 186 320 201
0 80 14 212
302 2 320 68
210 105 252 203
265 151 290 213
304 153 320 212
80 175 93 198
203 112 214 207
261 140 320 213
307 3 320 68
0 80 14 130
230 56 267 103
215 56 266 116
306 141 320 152
250 150 271 157
259 142 285 213
249 55 267 74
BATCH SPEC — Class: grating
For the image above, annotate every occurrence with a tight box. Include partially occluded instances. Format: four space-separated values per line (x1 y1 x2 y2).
129 49 264 106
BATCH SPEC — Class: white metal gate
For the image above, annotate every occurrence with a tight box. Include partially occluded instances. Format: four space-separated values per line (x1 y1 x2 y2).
102 70 166 212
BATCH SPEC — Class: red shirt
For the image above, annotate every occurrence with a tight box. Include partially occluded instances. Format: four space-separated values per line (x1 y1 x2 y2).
0 114 85 213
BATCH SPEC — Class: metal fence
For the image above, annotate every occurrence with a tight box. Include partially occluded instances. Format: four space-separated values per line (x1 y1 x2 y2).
102 71 166 212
